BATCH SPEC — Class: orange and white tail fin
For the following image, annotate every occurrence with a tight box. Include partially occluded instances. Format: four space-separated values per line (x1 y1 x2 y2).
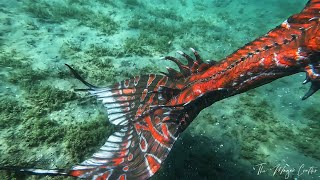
63 64 186 179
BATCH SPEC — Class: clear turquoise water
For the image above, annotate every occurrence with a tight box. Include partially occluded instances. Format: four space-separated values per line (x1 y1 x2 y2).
0 0 319 179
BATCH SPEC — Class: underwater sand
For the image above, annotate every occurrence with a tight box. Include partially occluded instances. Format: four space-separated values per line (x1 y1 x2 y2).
0 0 319 179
